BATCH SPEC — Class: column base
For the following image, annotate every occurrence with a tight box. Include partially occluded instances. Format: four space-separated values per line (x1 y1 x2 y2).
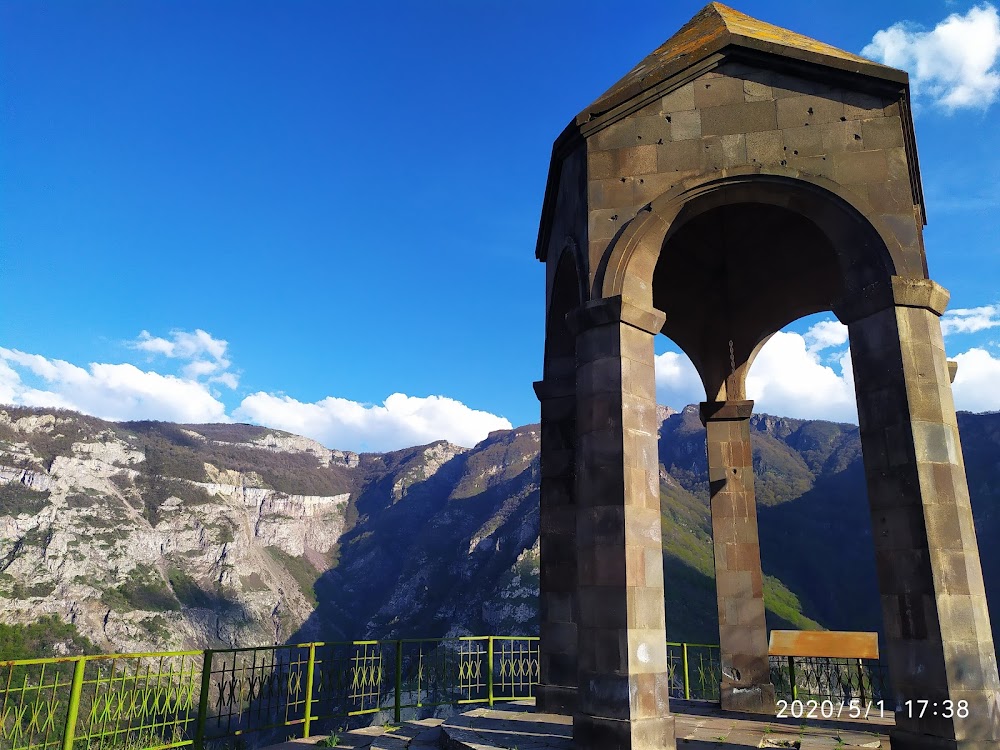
573 713 676 750
535 683 577 714
890 729 1000 750
720 682 776 714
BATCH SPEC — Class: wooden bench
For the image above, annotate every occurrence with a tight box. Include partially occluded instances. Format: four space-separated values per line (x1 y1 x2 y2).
769 630 880 703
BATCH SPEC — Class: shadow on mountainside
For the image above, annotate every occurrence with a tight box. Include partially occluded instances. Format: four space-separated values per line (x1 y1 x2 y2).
658 407 866 634
286 426 542 645
758 411 1000 645
282 410 1000 649
662 552 808 643
756 459 882 635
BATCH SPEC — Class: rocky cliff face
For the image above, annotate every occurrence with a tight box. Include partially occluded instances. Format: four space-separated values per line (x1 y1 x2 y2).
300 425 542 643
2 405 1000 657
0 409 354 652
0 408 544 654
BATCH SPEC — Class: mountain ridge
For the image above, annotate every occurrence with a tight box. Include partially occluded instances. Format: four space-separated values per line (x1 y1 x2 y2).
1 404 999 658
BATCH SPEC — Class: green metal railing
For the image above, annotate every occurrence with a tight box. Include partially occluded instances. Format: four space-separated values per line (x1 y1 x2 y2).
0 650 201 750
0 637 539 750
1 638 891 749
666 642 722 701
191 636 540 744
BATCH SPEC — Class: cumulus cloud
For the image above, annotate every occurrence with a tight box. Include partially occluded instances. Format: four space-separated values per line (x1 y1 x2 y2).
0 348 229 423
746 332 858 423
0 344 513 450
940 304 1000 334
5 318 996 454
0 359 22 406
213 372 239 389
654 321 857 421
803 320 849 354
654 350 705 410
134 329 237 386
656 314 1000 420
234 392 513 452
862 4 1000 110
952 348 1000 412
1 327 515 451
136 329 227 361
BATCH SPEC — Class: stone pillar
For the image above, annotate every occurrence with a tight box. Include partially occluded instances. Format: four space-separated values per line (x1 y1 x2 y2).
534 376 579 714
700 400 776 714
838 277 1000 750
568 296 676 750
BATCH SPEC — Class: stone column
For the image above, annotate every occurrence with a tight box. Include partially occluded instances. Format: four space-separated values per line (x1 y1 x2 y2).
700 400 775 714
534 376 579 714
837 277 1000 750
568 296 676 750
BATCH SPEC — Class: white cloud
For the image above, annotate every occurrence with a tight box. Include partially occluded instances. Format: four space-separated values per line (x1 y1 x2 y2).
804 319 849 354
211 372 240 389
136 329 227 361
654 350 705 410
234 392 513 452
746 332 858 423
1 330 515 451
940 304 1000 334
653 316 1000 420
0 348 229 423
0 359 22 405
5 317 995 456
862 4 1000 110
134 329 236 386
183 360 222 378
952 348 1000 412
761 317 1000 416
133 334 174 357
654 321 857 421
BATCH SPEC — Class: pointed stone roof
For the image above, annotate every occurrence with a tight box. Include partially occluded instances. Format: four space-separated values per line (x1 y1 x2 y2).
535 4 916 260
582 2 905 120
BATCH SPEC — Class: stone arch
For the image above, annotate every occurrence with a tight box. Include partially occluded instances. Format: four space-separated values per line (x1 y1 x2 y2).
598 169 898 401
599 167 899 309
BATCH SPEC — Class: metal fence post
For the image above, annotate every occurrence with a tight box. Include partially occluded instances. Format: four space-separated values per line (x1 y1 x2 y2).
787 656 797 701
394 640 403 723
487 637 494 707
61 657 85 750
682 643 691 700
857 659 867 704
303 643 317 739
193 650 213 750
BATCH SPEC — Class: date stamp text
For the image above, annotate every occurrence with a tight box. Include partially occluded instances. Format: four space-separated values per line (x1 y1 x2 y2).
776 699 887 719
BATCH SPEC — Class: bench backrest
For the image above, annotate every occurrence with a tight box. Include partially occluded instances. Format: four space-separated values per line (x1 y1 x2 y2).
768 630 879 660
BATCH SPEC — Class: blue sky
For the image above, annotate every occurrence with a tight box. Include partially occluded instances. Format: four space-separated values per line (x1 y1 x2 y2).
2 0 999 451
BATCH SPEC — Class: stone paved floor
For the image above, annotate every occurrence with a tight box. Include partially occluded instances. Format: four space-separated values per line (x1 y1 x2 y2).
262 700 893 750
260 717 444 749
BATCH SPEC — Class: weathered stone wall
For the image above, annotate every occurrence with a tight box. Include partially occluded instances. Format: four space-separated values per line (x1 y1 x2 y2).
585 62 924 285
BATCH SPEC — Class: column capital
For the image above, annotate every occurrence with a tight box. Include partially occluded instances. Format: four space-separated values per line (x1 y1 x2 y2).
700 400 754 425
533 378 576 401
833 276 950 325
566 295 666 336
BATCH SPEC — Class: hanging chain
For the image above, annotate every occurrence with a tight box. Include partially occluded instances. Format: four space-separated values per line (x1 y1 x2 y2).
728 339 736 378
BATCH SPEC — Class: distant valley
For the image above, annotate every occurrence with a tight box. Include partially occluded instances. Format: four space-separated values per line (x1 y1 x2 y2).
1 404 999 657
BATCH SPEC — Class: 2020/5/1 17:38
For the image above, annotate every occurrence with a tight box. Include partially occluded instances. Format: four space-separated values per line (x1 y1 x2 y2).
904 700 970 718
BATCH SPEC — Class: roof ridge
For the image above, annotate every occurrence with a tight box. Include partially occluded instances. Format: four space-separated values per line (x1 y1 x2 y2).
713 3 875 66
580 3 900 122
